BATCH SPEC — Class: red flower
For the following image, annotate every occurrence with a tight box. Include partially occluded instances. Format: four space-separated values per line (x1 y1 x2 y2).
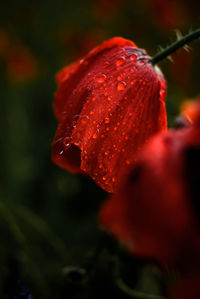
52 37 167 193
100 104 200 297
180 99 200 124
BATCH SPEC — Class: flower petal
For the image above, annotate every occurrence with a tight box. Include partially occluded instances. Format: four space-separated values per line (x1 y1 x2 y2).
54 37 136 120
52 37 167 192
100 107 200 266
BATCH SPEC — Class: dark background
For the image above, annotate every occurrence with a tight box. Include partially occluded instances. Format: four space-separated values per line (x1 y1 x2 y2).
0 0 199 298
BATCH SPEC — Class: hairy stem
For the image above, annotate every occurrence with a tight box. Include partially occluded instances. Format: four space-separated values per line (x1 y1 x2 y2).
150 28 200 65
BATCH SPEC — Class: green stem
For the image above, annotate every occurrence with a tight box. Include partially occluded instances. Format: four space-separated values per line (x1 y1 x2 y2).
113 256 166 299
150 28 200 65
116 277 166 299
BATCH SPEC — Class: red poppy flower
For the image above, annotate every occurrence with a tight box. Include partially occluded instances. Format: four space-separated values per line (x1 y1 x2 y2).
52 37 167 193
180 99 200 124
100 104 200 298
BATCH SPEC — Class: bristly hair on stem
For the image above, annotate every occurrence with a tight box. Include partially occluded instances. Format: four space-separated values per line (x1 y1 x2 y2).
150 28 200 66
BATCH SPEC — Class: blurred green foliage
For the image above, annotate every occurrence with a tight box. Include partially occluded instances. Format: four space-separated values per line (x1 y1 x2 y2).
0 0 199 298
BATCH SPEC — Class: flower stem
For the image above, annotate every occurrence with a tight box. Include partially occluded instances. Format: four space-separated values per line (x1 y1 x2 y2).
150 28 200 65
116 277 166 299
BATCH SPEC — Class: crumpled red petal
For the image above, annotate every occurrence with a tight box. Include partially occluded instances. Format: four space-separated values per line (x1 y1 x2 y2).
52 37 167 192
100 107 200 267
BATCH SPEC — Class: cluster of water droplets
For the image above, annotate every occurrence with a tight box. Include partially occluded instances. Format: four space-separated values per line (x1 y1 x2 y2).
54 44 162 191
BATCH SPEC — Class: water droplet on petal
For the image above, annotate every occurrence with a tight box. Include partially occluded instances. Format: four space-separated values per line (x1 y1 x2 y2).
104 152 108 156
130 68 135 72
112 177 116 183
125 159 130 165
116 57 125 66
93 133 97 139
117 81 126 91
105 118 110 124
130 54 137 60
117 76 122 81
80 115 89 124
107 96 112 101
92 97 97 101
131 80 135 85
97 74 107 83
72 114 80 127
102 176 106 181
63 137 71 148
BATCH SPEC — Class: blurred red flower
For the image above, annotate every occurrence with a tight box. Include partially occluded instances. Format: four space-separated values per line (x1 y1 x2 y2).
0 29 38 84
180 99 200 124
100 103 200 297
52 37 167 193
5 45 38 83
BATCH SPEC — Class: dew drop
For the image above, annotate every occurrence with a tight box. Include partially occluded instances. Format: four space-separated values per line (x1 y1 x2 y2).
90 111 94 115
114 127 117 131
125 159 130 165
117 76 122 81
92 97 97 101
93 133 97 139
117 81 126 91
131 80 135 85
106 127 110 131
116 57 125 66
159 89 165 97
125 136 129 140
59 150 64 155
97 74 107 83
102 176 106 181
130 54 137 60
104 151 108 156
130 68 135 72
107 96 112 101
63 137 71 147
112 177 116 183
72 114 80 127
80 115 89 124
105 118 110 124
